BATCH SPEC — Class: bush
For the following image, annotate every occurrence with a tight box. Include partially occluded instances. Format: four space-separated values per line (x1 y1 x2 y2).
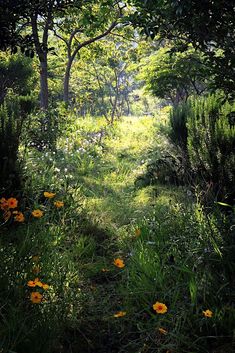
0 92 34 195
168 92 235 203
187 93 235 203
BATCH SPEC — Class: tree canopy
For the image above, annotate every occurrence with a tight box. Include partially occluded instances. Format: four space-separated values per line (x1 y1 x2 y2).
128 0 235 95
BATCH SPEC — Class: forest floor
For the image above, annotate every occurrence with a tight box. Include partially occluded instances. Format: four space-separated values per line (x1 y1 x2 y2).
2 114 232 353
57 115 190 353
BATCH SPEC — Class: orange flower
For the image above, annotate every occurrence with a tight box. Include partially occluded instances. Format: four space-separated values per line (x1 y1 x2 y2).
32 209 43 218
203 309 213 318
27 278 43 288
153 301 168 314
44 192 56 198
113 258 125 268
14 212 25 222
54 201 64 208
0 197 9 210
7 197 18 209
114 311 126 317
30 291 43 304
27 280 36 287
34 278 43 287
135 228 141 236
42 283 49 290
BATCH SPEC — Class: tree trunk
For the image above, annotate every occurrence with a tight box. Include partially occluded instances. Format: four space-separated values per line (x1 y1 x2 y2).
39 57 49 110
63 57 73 105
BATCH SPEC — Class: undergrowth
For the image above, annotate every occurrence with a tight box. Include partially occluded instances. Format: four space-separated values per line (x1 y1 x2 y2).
0 114 234 353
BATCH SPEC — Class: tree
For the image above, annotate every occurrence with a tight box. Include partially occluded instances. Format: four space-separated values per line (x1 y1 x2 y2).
128 0 235 96
53 1 126 104
138 46 211 105
66 33 138 121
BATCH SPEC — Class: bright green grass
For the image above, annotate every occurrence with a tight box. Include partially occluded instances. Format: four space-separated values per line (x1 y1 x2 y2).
1 113 233 353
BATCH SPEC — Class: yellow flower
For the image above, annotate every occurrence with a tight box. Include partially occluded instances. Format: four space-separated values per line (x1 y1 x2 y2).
158 327 168 335
3 210 11 221
34 278 43 287
135 228 141 236
114 311 126 317
44 192 56 198
113 258 125 268
203 309 213 318
0 197 9 210
54 201 64 208
42 283 49 290
14 212 25 222
30 291 43 304
32 209 43 218
153 301 168 314
27 277 42 287
7 197 18 209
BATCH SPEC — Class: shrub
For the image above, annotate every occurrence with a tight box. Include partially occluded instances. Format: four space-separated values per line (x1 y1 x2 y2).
0 92 34 195
187 93 235 203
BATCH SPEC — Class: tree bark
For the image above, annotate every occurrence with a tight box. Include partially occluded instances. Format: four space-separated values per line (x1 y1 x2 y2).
31 12 51 110
63 57 73 105
39 56 49 110
62 20 118 105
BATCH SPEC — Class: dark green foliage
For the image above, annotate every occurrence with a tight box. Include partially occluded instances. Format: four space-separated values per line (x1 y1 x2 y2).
187 93 235 202
169 102 189 151
0 93 34 195
169 93 235 202
0 54 35 103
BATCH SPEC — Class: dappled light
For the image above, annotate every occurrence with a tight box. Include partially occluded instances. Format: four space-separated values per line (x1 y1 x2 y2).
0 1 234 353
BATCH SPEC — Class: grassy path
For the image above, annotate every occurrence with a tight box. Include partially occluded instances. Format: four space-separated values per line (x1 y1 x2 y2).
2 115 232 353
65 116 185 353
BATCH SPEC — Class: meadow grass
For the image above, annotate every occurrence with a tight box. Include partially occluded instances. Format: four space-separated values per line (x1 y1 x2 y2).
0 114 234 353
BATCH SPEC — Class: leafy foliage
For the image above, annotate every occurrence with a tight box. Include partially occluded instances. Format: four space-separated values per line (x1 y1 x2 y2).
128 0 235 95
0 53 35 103
0 93 34 195
138 46 210 104
187 93 235 202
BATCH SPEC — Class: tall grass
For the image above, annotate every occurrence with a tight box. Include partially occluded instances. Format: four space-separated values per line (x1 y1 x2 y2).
0 113 234 353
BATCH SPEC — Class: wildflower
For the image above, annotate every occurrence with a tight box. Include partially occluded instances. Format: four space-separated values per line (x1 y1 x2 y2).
0 197 9 210
54 201 64 208
42 283 49 290
203 309 213 318
158 327 168 335
44 192 56 198
153 301 168 314
30 291 43 304
32 255 40 263
3 210 11 221
7 197 18 209
113 258 125 268
32 266 40 274
135 228 141 236
14 212 25 222
27 280 36 287
114 311 126 317
34 278 43 287
32 209 43 218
